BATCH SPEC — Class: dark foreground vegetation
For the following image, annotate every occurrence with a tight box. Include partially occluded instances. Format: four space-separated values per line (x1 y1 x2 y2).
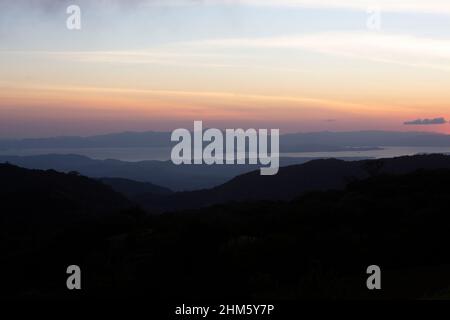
2 157 450 299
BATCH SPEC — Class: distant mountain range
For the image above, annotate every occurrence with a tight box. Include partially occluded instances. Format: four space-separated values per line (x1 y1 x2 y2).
281 130 450 147
0 131 172 149
134 154 450 212
2 130 450 152
0 154 366 191
4 153 450 212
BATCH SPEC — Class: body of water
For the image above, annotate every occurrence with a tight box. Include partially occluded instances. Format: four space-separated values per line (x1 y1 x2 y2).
1 146 450 162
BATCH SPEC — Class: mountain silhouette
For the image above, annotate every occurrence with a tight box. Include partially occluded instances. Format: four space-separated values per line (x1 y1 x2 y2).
0 163 135 246
136 154 450 211
99 177 173 198
136 168 450 299
3 156 450 298
0 163 141 297
2 130 450 150
0 163 131 212
0 131 171 149
0 154 365 191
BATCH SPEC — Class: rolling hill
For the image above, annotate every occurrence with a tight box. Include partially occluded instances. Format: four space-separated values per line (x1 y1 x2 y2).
0 154 365 191
135 154 450 212
99 177 173 198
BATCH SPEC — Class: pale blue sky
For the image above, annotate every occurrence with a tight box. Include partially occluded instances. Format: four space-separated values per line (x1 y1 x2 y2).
2 1 450 50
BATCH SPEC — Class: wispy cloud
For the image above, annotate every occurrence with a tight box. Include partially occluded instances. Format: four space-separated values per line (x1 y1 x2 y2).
404 118 447 125
219 0 450 15
137 0 450 15
193 32 450 72
0 81 397 116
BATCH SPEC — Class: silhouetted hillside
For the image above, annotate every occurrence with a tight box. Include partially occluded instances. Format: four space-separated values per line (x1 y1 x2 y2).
99 177 173 198
3 160 450 299
130 169 450 299
0 154 366 191
0 163 141 297
0 163 136 248
137 154 450 211
0 163 131 216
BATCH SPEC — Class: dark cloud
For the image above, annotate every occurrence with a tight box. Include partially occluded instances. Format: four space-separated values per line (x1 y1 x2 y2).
404 117 447 125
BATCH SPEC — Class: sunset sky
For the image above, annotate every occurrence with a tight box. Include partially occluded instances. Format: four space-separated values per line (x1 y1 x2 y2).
1 0 450 138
